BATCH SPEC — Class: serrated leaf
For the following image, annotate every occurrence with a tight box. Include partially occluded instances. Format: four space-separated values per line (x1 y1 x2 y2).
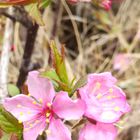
25 3 44 25
8 84 20 97
0 106 23 139
50 41 69 85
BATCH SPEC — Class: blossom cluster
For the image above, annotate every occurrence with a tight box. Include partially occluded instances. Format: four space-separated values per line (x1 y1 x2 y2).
3 71 130 140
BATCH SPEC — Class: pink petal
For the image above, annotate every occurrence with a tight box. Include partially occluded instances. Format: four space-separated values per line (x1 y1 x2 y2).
79 122 117 140
53 91 85 120
23 116 46 140
3 95 42 122
47 118 71 140
79 72 130 123
26 71 55 105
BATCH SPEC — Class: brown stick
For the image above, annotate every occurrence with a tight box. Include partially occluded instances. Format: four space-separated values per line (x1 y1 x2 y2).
17 23 39 88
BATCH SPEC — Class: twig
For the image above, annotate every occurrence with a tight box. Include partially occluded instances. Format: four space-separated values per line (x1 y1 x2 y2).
17 23 39 88
0 7 32 28
0 7 14 102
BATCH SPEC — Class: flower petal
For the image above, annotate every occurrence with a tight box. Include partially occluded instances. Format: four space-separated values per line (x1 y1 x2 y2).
26 71 55 105
79 72 130 123
84 86 131 123
53 91 85 120
3 95 42 122
47 118 71 140
23 116 46 140
79 122 117 140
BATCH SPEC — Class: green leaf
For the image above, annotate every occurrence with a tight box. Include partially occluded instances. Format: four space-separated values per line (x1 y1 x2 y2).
40 69 72 92
25 3 44 25
41 69 60 81
40 69 60 88
50 41 69 85
0 133 11 140
71 76 87 96
39 0 52 8
8 84 20 97
0 106 23 139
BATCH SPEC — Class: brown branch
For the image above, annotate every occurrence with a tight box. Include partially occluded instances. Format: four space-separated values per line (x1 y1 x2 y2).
17 23 39 88
0 7 32 28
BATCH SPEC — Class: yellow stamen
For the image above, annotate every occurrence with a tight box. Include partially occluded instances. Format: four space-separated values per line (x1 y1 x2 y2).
39 98 43 103
96 93 102 99
96 82 101 89
107 96 112 100
18 120 22 124
109 88 113 93
32 101 37 104
47 103 51 107
114 106 120 112
46 129 51 135
17 104 21 108
35 120 39 123
27 111 31 114
29 124 33 127
20 112 23 116
46 119 50 123
28 93 31 96
39 131 43 135
46 112 51 117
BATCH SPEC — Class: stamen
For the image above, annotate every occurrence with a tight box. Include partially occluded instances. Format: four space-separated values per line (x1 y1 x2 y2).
35 120 40 123
39 131 43 135
27 111 31 114
96 82 101 89
46 119 50 123
109 88 113 93
28 93 31 96
96 93 102 99
20 112 23 116
39 98 43 103
29 124 33 127
17 104 21 108
32 101 37 104
18 120 22 124
107 96 112 100
46 129 51 135
114 106 120 112
46 112 51 118
47 103 51 107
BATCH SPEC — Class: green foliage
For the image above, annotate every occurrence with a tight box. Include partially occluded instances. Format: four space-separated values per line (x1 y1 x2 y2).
25 3 44 25
50 41 69 85
0 106 23 140
41 41 87 96
8 84 20 97
39 0 52 8
71 76 87 95
25 0 51 25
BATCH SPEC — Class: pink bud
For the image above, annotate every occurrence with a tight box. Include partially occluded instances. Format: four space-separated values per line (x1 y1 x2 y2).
101 0 112 10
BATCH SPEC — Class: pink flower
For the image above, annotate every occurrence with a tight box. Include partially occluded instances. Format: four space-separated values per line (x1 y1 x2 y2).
101 0 112 10
113 53 132 72
79 72 130 123
4 71 85 140
79 122 117 140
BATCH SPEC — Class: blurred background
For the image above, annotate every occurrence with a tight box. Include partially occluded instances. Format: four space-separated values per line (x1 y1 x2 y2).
0 0 140 139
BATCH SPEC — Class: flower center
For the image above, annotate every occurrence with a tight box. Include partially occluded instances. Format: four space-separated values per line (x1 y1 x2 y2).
45 102 53 124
